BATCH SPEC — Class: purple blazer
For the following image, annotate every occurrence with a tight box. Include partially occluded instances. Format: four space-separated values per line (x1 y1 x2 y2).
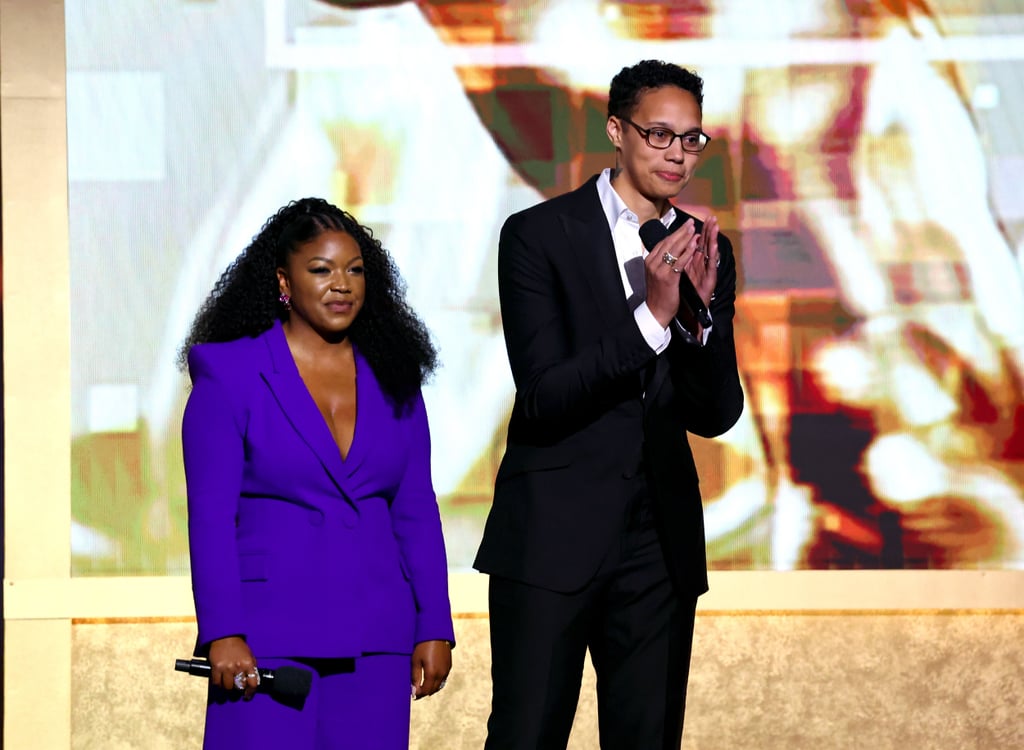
182 321 454 658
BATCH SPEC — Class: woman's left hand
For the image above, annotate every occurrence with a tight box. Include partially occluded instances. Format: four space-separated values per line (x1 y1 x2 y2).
681 214 721 308
410 640 452 700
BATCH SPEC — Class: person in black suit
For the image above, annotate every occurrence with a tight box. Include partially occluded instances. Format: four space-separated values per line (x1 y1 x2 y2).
473 60 745 749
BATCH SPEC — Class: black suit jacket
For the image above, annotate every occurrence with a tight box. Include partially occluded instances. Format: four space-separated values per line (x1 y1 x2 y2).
474 175 744 599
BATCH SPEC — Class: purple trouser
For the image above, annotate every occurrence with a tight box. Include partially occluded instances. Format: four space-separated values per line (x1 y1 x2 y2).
203 654 411 749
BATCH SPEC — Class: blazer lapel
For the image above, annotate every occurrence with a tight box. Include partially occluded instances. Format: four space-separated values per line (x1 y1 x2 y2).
561 178 633 330
339 348 373 479
259 321 353 499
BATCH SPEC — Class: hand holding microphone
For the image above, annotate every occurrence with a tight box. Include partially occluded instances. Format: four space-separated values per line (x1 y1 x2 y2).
175 657 313 700
175 635 313 702
639 216 718 329
200 635 261 699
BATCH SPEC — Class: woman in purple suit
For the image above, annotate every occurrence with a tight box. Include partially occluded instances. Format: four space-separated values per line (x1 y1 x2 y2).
179 197 455 748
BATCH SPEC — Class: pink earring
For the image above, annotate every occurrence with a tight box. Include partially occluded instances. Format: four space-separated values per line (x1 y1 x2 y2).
279 293 291 311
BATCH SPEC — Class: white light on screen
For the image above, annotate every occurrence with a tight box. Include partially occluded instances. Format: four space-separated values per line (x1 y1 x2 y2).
88 384 139 433
972 82 1000 110
864 433 948 504
66 71 166 182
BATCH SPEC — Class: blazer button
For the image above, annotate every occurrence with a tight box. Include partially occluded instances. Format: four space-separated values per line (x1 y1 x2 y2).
308 510 324 527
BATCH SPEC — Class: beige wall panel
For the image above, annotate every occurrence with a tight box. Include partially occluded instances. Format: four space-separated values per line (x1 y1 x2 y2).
2 0 76 745
72 614 1024 749
0 0 66 99
8 570 1024 623
71 621 205 750
685 613 1024 750
2 95 72 581
5 618 72 749
0 97 69 203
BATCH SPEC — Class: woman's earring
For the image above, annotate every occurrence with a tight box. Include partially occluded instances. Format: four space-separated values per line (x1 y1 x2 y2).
278 293 291 311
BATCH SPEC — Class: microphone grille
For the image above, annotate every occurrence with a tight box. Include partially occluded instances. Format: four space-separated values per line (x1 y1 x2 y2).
639 220 669 252
271 666 314 699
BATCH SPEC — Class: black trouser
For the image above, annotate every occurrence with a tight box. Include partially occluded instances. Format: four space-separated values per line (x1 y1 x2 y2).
484 485 697 750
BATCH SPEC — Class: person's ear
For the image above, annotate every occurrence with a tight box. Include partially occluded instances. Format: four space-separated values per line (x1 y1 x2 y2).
276 267 290 298
606 116 623 150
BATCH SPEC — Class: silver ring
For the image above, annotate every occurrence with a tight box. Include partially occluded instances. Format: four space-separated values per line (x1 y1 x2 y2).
233 672 246 690
671 267 682 274
247 670 261 686
662 251 678 266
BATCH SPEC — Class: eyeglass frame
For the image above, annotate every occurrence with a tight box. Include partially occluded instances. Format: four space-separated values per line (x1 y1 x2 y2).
618 116 711 154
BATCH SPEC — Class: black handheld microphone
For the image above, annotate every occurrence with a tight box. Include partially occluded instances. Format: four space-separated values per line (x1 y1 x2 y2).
175 658 313 699
639 219 713 328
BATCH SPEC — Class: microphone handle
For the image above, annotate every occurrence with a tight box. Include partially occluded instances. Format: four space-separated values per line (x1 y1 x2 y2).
174 658 275 684
175 657 313 700
679 278 713 329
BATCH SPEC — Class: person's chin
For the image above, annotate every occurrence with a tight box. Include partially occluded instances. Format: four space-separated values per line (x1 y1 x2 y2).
312 320 355 340
644 185 685 204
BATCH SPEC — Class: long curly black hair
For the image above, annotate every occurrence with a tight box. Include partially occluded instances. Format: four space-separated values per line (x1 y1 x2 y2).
179 197 437 407
608 60 704 119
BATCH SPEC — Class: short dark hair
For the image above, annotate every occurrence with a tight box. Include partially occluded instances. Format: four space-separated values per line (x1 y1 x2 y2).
607 60 704 119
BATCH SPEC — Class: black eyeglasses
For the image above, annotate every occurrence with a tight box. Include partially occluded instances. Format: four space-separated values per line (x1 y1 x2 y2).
619 117 710 153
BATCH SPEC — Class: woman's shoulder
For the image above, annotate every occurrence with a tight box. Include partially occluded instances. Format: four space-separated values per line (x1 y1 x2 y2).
187 327 273 381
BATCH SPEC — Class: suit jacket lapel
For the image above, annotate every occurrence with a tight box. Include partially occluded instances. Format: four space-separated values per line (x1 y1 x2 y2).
259 321 354 499
561 177 632 330
340 349 374 478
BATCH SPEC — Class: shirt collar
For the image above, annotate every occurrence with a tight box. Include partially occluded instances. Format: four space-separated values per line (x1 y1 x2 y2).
596 168 676 232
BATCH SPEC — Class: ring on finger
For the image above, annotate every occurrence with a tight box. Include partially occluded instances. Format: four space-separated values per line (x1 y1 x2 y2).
233 672 246 690
662 251 678 266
